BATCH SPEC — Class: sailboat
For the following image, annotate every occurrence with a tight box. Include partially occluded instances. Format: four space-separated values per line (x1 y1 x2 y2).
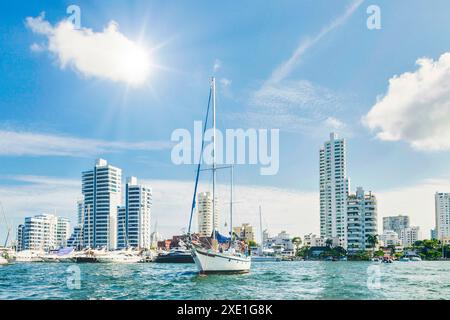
251 206 280 262
186 77 251 274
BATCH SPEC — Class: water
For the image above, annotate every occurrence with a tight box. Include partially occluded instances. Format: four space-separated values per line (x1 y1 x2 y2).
1 261 449 300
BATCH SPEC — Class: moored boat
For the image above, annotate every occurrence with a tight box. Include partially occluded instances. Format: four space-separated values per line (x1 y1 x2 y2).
154 248 194 263
186 78 251 274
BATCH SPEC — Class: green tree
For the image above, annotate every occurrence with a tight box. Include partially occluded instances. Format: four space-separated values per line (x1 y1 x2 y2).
325 238 333 248
292 237 302 255
366 234 379 256
247 240 258 248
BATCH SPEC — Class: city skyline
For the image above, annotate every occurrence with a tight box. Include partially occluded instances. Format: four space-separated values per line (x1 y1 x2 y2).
3 0 450 241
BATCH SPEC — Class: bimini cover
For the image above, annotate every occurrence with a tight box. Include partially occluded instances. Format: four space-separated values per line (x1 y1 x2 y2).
214 230 231 244
57 247 74 256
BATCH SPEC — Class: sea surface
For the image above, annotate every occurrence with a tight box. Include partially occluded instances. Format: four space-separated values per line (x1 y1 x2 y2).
0 261 449 300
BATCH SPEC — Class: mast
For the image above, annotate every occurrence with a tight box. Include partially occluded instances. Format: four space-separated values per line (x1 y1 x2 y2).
259 205 263 255
212 77 216 241
230 165 234 244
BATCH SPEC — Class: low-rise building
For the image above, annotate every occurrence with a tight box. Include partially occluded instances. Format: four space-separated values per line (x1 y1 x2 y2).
265 231 294 254
400 226 421 247
233 223 255 243
303 233 325 247
380 230 402 246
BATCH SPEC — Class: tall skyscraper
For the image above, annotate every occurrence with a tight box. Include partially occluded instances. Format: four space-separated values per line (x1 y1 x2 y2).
197 191 219 237
82 159 122 250
117 177 152 249
382 215 410 236
320 133 349 248
347 187 377 254
435 192 450 241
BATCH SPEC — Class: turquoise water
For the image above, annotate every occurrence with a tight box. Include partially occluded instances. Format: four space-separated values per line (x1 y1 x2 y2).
1 261 449 300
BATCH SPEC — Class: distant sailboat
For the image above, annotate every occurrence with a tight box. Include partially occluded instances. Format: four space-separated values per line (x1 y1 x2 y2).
251 206 280 262
186 77 251 274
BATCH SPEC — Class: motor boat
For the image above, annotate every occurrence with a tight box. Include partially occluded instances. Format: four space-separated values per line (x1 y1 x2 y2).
154 248 194 263
96 249 142 263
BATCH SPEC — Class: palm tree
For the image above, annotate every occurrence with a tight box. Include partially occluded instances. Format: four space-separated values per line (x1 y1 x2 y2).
366 234 379 256
292 237 302 255
325 238 333 248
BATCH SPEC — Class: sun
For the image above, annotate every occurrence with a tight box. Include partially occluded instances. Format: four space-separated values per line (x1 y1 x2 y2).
117 44 151 87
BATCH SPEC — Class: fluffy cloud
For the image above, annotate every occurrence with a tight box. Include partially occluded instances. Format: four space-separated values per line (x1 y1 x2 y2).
0 129 171 157
364 52 450 151
26 13 151 87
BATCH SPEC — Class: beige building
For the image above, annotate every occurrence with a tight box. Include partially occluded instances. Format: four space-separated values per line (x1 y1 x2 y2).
233 223 255 242
197 192 219 237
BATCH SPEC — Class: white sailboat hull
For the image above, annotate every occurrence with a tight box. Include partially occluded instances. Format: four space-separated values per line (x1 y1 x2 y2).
0 257 8 265
192 247 251 274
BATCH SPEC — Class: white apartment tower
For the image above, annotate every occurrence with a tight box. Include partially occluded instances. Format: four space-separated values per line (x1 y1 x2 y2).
347 187 378 254
17 214 71 251
82 159 122 250
400 226 421 247
197 191 219 237
117 177 152 249
382 215 410 236
435 192 450 241
320 133 350 248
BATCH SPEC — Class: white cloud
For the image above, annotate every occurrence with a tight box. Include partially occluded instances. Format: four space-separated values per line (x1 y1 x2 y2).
26 13 151 87
234 80 349 135
0 129 172 157
364 52 450 151
268 0 363 84
377 178 450 238
241 1 362 134
213 59 221 72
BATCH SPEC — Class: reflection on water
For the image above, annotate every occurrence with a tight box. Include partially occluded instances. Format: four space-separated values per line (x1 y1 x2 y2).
1 261 450 300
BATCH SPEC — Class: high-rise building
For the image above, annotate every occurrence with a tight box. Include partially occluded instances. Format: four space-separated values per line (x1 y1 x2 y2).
383 215 410 236
233 223 255 242
17 213 70 251
435 192 450 241
197 191 219 237
56 217 71 248
320 133 349 248
117 177 152 249
76 200 84 226
16 224 24 251
82 159 122 250
400 226 421 247
347 187 378 254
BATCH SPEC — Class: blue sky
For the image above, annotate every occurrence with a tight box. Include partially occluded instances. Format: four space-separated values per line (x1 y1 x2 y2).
1 0 450 240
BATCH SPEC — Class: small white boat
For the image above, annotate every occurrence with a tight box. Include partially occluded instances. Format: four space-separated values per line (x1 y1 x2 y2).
15 250 44 262
0 256 8 265
409 256 422 262
96 250 142 263
400 257 410 262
